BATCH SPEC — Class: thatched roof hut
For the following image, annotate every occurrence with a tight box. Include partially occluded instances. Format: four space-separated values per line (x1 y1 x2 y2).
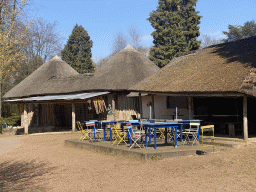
4 56 79 98
83 45 159 91
4 45 159 98
129 36 256 96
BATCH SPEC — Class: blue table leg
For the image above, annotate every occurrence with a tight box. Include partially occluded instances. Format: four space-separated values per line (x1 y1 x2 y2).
110 126 112 142
180 124 183 142
197 126 200 141
129 127 132 146
93 125 96 140
149 127 151 144
103 124 106 141
154 127 157 149
175 127 177 148
165 127 167 146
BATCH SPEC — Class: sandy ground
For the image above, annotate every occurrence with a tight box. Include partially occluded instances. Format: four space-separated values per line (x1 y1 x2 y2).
0 132 256 192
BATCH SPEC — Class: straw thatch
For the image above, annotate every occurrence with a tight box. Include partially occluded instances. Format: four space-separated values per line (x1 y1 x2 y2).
4 45 159 98
83 45 159 91
129 36 256 96
4 56 79 98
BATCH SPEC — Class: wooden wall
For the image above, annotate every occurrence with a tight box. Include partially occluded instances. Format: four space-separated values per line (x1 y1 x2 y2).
115 94 140 120
39 104 56 126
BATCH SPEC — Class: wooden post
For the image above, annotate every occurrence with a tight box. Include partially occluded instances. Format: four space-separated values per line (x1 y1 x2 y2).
112 96 115 120
24 103 28 134
243 95 248 141
72 103 76 132
151 94 155 119
139 93 143 119
188 96 194 120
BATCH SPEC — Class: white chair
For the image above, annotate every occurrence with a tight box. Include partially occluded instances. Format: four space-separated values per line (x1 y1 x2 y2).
129 126 146 150
183 122 200 145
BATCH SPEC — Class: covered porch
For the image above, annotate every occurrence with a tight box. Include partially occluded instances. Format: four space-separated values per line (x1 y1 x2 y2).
140 92 252 141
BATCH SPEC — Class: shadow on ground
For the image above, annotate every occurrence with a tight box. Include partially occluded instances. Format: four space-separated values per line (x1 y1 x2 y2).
0 160 57 191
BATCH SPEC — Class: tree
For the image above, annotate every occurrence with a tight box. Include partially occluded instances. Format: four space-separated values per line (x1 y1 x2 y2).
25 18 63 63
111 32 128 55
11 18 63 90
199 34 223 48
128 25 142 50
181 0 201 51
0 0 30 117
61 24 94 73
223 20 256 42
148 0 201 68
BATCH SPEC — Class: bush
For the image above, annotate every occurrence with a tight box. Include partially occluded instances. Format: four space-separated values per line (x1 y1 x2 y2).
0 116 21 127
2 103 19 118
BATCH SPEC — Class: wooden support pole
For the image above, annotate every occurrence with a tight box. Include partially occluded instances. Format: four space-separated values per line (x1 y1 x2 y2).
151 94 155 119
112 96 115 120
24 103 28 134
139 93 143 119
243 95 248 141
188 96 194 120
72 103 76 132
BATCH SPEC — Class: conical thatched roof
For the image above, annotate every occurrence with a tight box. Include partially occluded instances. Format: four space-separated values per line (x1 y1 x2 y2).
129 36 256 96
4 46 160 98
4 56 79 98
82 45 159 91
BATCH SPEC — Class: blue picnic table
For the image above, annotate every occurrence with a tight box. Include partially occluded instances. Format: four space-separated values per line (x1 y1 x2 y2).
85 120 117 141
141 122 181 149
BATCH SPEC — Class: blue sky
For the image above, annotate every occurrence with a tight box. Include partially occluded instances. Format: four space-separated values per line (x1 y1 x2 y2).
32 0 256 59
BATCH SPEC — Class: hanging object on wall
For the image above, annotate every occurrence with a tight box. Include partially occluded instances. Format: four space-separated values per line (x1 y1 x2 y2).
87 100 92 110
93 97 107 114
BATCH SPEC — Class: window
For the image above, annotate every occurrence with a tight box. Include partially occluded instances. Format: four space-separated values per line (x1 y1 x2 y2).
167 96 188 109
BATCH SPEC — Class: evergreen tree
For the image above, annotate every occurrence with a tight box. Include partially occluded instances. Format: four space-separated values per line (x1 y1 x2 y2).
223 20 256 42
181 0 201 51
148 0 201 68
61 24 94 73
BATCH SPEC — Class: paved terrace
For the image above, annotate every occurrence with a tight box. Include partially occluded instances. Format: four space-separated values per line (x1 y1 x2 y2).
65 137 227 160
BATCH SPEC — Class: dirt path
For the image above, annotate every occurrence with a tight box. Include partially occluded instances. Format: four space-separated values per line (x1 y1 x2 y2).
0 137 21 156
0 132 256 191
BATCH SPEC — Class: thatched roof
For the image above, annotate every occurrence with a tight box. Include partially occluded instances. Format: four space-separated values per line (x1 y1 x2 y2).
4 56 79 98
129 36 256 96
4 45 159 98
83 45 159 91
42 45 159 94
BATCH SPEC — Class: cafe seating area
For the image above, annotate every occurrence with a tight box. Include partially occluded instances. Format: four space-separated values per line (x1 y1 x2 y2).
75 118 213 151
62 119 239 159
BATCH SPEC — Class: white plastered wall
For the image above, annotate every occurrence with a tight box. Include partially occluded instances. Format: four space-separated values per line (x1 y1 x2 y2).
142 95 189 120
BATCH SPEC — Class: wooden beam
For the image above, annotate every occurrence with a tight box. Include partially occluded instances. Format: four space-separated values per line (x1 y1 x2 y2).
188 96 194 120
72 103 76 132
151 94 155 119
112 96 115 120
24 103 28 134
139 93 143 119
243 95 248 141
133 92 244 97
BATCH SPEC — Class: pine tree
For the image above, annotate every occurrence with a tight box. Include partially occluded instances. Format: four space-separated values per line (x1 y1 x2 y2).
61 24 94 73
148 0 201 68
223 20 256 42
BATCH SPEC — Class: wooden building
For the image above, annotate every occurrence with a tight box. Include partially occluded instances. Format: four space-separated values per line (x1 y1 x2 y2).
4 45 159 134
129 36 256 140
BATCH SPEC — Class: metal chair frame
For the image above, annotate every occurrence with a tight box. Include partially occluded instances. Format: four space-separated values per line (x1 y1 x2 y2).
183 122 200 145
76 121 91 141
129 125 146 150
112 124 127 145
